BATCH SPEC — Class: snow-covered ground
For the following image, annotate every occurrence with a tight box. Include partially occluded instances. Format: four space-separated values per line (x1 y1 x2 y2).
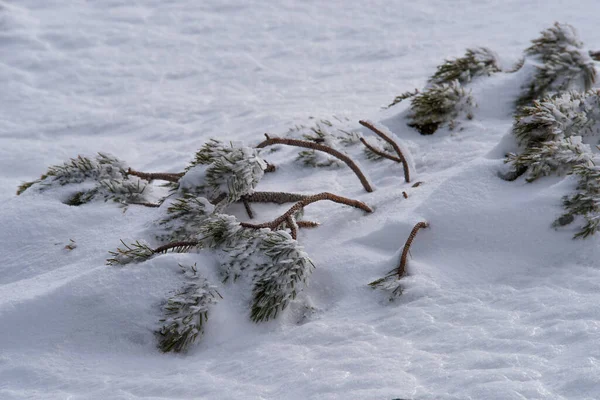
3 1 600 399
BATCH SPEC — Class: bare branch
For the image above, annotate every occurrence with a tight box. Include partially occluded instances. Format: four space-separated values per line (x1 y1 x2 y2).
359 138 402 163
240 192 373 231
287 216 298 240
297 221 319 228
590 50 600 61
242 198 255 219
359 120 411 183
397 222 429 278
128 168 183 183
256 135 373 192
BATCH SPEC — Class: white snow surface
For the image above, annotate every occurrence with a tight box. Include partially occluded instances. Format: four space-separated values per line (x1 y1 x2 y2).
2 1 600 399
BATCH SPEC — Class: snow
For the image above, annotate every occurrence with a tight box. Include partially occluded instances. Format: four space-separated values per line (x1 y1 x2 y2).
2 1 600 399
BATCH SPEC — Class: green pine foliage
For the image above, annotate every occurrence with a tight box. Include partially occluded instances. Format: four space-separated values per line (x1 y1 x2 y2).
156 195 215 243
506 137 593 182
108 201 316 351
408 81 475 135
178 141 266 207
556 163 600 239
250 231 314 322
506 80 600 239
106 239 155 266
157 264 221 353
197 213 263 282
507 90 600 177
517 22 596 109
385 89 419 109
368 272 404 300
512 91 600 146
429 47 500 86
186 138 237 169
17 153 151 206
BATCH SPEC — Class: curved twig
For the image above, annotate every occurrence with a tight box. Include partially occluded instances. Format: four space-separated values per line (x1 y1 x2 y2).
359 120 411 183
240 192 373 231
397 222 429 278
128 168 183 183
256 135 373 192
590 50 600 62
360 137 402 163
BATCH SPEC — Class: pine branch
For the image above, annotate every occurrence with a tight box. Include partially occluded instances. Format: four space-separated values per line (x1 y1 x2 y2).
385 89 419 109
505 137 594 182
107 239 202 265
369 221 429 298
250 231 314 322
407 81 475 135
256 135 374 192
359 120 411 183
157 268 221 353
107 239 155 265
179 143 267 206
127 168 182 183
240 192 373 232
517 23 596 109
428 47 500 85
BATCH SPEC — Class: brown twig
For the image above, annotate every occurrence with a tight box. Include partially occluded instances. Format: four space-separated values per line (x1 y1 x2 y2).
240 192 373 232
359 138 402 163
286 216 298 239
153 240 200 254
397 222 429 278
265 162 277 173
243 191 310 204
297 221 319 228
359 120 411 183
127 168 182 183
242 198 255 219
256 134 373 192
590 50 600 62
